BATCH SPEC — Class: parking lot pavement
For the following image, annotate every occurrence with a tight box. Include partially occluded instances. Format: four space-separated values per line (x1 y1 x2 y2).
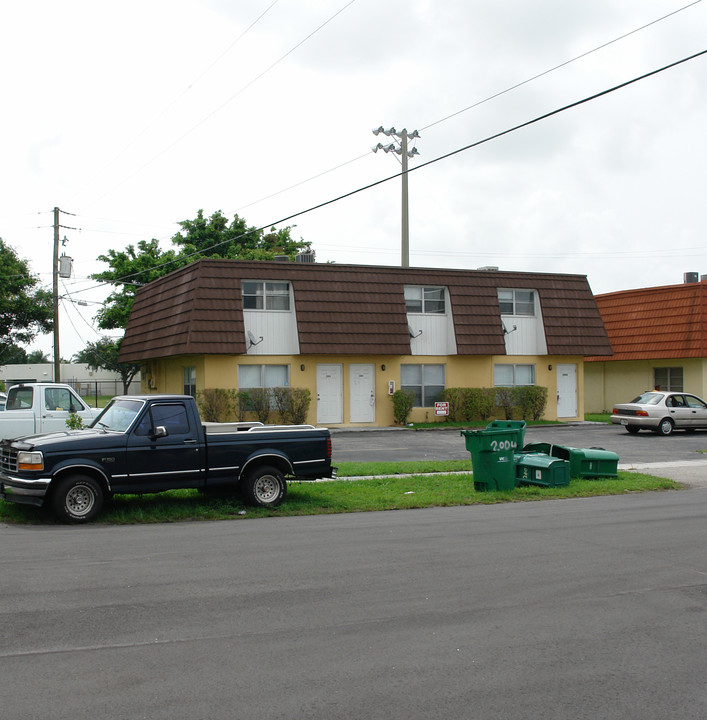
619 459 707 488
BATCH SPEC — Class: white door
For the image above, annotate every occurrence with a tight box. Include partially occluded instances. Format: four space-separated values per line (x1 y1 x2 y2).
556 364 578 418
349 364 375 423
317 364 343 424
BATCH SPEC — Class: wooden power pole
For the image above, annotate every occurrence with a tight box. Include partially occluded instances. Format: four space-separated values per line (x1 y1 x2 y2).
53 207 60 383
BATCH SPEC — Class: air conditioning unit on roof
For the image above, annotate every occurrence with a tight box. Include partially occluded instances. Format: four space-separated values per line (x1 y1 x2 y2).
684 271 699 284
295 251 315 263
274 255 290 262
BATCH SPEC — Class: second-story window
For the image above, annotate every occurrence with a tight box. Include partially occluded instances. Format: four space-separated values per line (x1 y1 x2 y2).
405 286 445 314
498 289 535 316
242 281 291 311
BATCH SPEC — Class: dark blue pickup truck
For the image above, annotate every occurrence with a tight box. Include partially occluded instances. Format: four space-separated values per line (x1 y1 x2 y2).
0 394 336 523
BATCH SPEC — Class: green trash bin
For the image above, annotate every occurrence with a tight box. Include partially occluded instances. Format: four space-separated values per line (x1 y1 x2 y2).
514 452 570 487
523 442 619 479
486 420 526 448
461 428 520 492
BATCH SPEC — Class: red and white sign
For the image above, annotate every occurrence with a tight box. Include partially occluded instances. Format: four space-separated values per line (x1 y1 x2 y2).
434 401 449 416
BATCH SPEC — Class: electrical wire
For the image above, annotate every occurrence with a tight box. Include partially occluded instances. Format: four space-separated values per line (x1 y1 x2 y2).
229 0 704 215
67 1 282 206
69 47 707 294
86 0 359 207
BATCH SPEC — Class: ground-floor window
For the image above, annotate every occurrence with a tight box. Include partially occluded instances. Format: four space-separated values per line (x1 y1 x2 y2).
238 364 289 390
654 367 683 392
183 366 196 397
401 364 445 406
494 364 535 386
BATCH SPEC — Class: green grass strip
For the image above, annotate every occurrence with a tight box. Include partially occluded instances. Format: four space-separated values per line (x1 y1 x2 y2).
0 464 680 525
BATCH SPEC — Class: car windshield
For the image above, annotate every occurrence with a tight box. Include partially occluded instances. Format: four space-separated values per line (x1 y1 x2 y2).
629 392 664 405
89 398 145 432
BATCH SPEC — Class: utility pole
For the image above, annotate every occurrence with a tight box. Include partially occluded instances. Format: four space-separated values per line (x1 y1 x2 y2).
372 127 420 268
53 207 60 383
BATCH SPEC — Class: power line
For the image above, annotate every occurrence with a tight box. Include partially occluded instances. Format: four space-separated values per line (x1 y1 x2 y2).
421 0 704 132
86 0 359 207
65 2 700 250
229 0 704 215
72 47 707 294
68 1 282 206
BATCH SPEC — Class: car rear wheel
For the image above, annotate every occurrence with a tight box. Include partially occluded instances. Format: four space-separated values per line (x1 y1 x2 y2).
625 425 641 434
656 418 674 436
242 466 287 507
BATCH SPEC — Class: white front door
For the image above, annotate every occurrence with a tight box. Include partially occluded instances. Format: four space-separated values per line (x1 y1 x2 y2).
556 364 578 418
317 364 343 424
349 364 375 423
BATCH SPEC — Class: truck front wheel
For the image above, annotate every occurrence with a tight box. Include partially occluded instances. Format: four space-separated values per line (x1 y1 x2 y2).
51 475 104 523
242 466 287 508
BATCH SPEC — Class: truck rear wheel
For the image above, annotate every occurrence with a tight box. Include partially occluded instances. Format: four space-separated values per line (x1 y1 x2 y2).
242 466 287 508
51 475 104 523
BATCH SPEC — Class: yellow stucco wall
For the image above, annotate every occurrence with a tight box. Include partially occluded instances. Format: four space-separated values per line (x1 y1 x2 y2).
584 358 707 413
143 354 585 426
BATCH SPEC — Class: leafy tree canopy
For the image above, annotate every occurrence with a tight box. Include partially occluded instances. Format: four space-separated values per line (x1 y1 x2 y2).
91 238 189 330
0 342 28 365
0 238 53 344
73 337 141 394
92 210 310 330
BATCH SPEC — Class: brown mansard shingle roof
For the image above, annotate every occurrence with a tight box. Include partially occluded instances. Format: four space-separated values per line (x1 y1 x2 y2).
119 259 611 362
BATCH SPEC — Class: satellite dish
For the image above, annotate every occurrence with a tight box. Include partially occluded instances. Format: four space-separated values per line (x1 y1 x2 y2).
408 324 422 339
247 331 263 348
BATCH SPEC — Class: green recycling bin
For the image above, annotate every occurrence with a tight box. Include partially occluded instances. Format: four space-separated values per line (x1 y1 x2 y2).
514 452 570 487
461 427 521 492
523 442 618 479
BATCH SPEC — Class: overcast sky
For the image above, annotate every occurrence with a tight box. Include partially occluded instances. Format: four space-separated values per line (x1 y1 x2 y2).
2 0 706 359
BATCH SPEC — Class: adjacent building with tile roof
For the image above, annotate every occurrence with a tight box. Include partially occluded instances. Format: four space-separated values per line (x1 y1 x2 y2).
120 259 611 426
585 276 707 412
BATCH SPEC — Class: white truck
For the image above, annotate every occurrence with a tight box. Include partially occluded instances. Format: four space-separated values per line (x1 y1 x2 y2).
0 383 100 440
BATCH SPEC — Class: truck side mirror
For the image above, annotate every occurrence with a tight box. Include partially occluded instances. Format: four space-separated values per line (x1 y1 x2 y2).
152 426 168 439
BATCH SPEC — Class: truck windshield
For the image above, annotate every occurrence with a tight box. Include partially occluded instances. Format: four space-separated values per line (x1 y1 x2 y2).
90 398 145 432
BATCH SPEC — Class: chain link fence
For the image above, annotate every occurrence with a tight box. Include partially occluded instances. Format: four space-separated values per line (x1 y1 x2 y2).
65 379 140 406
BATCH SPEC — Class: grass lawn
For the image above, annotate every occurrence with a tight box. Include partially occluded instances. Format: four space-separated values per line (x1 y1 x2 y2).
0 460 679 525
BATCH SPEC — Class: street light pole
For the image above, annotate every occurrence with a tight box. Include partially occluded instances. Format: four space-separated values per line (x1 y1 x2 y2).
372 127 420 268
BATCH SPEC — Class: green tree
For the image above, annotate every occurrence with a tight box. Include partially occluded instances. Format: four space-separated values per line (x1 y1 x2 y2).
91 210 311 330
172 209 310 261
26 349 50 363
91 239 188 330
0 342 28 364
73 337 141 394
0 238 53 344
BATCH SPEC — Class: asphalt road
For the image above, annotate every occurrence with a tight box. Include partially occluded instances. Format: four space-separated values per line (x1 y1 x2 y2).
330 423 707 465
2 487 706 720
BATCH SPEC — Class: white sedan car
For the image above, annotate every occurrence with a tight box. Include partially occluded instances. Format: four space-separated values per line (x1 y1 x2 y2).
611 391 707 435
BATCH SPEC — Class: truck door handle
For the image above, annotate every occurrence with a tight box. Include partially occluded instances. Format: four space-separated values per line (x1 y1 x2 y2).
183 439 197 444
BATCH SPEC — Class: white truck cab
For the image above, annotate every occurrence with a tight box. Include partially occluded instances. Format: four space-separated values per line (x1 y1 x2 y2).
0 383 100 440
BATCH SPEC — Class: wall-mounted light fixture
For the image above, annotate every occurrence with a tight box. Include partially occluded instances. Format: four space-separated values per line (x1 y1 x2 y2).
300 364 305 371
381 364 386 371
548 364 553 371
